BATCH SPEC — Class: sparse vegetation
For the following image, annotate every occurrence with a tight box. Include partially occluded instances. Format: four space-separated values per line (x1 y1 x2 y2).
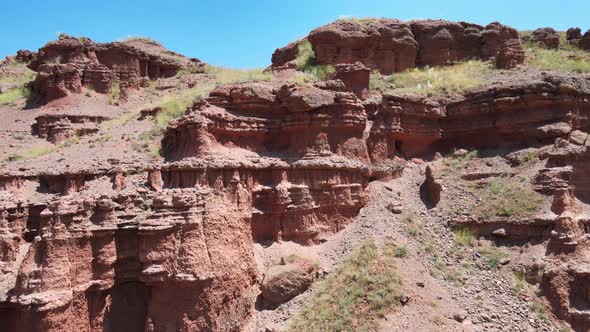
453 229 475 247
287 240 400 332
475 177 542 219
531 299 549 321
513 150 538 166
512 269 526 295
441 149 479 175
4 136 81 162
370 60 493 96
295 40 336 81
477 247 507 270
395 245 408 257
424 240 434 253
107 80 121 105
524 41 590 73
204 65 273 84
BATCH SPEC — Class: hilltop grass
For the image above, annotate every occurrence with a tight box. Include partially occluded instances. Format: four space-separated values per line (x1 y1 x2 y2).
370 60 493 96
286 240 400 332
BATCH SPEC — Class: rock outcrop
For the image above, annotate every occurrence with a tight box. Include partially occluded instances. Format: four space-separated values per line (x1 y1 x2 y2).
33 114 110 143
272 19 524 74
566 27 582 41
530 27 560 49
28 35 197 102
579 30 590 51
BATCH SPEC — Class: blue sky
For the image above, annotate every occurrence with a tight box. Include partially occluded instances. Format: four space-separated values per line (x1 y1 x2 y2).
3 0 589 68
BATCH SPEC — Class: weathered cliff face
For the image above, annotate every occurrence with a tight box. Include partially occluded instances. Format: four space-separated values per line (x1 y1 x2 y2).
271 19 524 73
0 172 258 331
27 35 200 102
367 74 590 158
161 82 379 244
2 70 590 330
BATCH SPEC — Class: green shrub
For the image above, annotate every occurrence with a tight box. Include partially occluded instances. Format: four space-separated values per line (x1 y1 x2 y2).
395 245 408 257
453 229 475 247
287 240 400 332
0 63 35 105
295 40 335 81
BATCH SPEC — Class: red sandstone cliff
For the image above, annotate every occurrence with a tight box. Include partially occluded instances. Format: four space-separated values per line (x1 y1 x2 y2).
1 17 590 332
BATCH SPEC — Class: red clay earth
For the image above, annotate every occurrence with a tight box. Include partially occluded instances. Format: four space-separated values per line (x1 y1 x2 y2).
0 18 589 332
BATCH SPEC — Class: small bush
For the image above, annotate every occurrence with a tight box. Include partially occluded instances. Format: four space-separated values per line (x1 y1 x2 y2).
531 299 549 321
370 60 492 96
395 245 408 257
512 269 526 295
513 151 538 166
424 241 434 253
453 229 475 247
296 40 335 81
287 240 400 332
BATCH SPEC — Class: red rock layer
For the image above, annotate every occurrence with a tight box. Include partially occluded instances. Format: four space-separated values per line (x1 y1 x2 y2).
33 114 110 143
367 75 590 158
2 73 590 330
272 19 524 74
28 35 196 102
162 82 380 244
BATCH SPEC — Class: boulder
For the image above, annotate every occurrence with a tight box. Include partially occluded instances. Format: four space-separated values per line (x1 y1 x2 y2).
260 257 317 305
530 28 560 49
566 27 582 40
579 30 590 51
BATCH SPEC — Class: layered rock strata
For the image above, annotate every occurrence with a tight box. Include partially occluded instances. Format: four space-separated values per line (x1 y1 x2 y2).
2 70 590 330
272 19 524 73
28 35 198 102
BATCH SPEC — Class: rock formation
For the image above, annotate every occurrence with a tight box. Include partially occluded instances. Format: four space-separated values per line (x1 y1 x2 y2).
271 19 524 73
2 17 590 332
27 35 200 102
530 27 561 49
579 29 590 51
566 27 582 41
